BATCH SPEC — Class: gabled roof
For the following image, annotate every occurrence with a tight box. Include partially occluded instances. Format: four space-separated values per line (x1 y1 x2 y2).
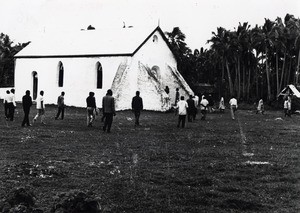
278 84 300 98
14 26 171 58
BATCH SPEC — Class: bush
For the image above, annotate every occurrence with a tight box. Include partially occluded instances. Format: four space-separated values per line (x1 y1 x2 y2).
51 190 101 213
0 187 43 213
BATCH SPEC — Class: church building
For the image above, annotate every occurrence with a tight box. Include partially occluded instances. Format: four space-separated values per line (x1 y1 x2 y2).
14 26 193 111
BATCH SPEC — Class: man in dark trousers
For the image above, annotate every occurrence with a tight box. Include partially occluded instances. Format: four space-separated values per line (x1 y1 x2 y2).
22 90 33 127
55 91 65 120
86 92 97 127
7 88 16 121
187 95 196 122
102 89 116 133
131 91 143 126
3 90 10 120
175 88 180 105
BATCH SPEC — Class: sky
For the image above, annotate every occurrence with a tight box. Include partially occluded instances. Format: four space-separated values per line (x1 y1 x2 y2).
0 0 299 50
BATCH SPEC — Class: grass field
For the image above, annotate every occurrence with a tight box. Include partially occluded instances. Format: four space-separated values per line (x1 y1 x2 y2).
0 104 300 212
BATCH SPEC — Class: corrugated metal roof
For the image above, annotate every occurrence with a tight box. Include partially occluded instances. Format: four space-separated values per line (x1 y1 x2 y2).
15 27 159 58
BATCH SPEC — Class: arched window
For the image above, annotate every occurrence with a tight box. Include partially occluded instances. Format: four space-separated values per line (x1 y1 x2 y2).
32 71 38 100
153 35 158 43
58 61 64 87
96 62 103 89
151 66 161 81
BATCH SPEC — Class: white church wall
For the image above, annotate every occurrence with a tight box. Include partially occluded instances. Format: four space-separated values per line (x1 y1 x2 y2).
0 87 13 100
129 31 193 110
15 56 130 108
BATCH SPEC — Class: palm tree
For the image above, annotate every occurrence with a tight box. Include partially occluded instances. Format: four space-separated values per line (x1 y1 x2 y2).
208 27 234 96
252 19 275 101
165 27 192 81
0 33 29 86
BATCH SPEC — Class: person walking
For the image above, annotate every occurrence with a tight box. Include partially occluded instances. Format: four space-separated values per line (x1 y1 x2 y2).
22 90 33 127
3 90 10 120
131 91 143 126
55 91 65 120
207 94 214 113
200 95 209 120
102 89 116 133
193 94 199 107
175 96 188 128
174 88 180 115
284 96 291 117
33 90 46 124
287 95 292 116
229 96 238 120
256 98 264 114
7 89 16 121
86 92 97 127
187 95 196 122
219 97 225 113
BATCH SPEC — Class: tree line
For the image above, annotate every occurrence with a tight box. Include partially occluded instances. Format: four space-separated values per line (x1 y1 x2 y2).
166 13 300 103
1 13 299 103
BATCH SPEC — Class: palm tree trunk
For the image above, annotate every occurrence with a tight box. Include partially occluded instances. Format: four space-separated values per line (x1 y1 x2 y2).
295 48 300 85
286 57 292 85
242 64 245 99
265 49 272 101
276 52 279 97
256 68 259 98
225 58 234 96
266 61 272 100
279 52 286 92
247 67 251 101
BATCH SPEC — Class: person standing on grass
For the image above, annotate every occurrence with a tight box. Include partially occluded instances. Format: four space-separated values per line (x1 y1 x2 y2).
175 88 180 105
229 96 238 120
187 94 196 122
131 91 143 126
6 88 16 121
3 90 10 120
288 96 292 116
86 92 97 127
256 98 264 114
219 97 225 113
193 94 199 107
55 91 65 120
174 88 180 116
102 89 116 133
284 96 291 117
22 90 33 127
33 90 46 124
175 96 188 128
200 95 209 120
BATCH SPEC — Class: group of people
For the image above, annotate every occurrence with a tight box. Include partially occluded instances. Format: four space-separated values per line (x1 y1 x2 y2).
2 87 295 131
3 89 16 121
2 88 144 133
2 89 48 127
85 89 144 132
173 91 240 128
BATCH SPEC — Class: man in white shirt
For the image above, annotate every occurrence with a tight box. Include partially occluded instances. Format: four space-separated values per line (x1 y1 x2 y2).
200 96 209 120
229 96 238 120
175 96 188 128
6 89 16 121
33 91 46 124
193 94 199 107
